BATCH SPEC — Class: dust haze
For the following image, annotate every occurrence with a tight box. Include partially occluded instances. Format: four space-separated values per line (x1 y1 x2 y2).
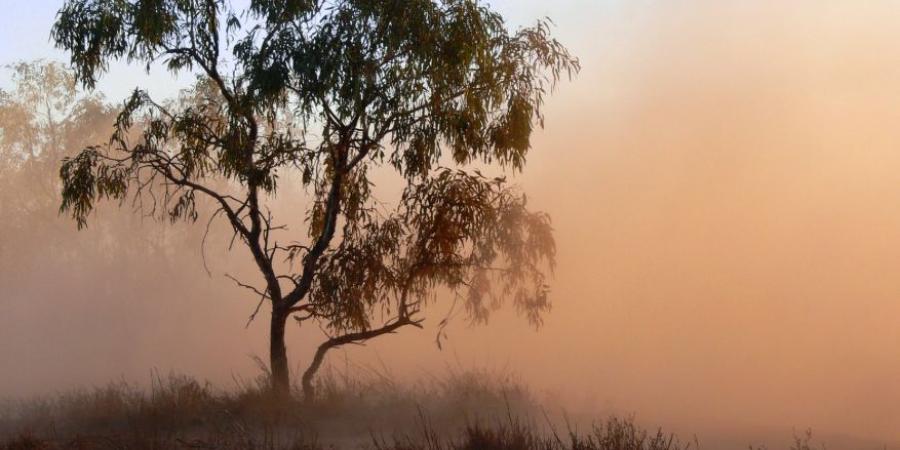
3 0 900 447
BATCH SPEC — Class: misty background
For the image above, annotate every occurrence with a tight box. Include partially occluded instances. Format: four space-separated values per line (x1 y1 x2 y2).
3 0 900 447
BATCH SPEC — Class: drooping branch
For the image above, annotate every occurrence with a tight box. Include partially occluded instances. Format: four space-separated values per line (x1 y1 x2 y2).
301 313 424 399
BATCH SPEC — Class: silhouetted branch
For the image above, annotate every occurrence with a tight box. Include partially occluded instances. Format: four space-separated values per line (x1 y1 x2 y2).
301 314 423 399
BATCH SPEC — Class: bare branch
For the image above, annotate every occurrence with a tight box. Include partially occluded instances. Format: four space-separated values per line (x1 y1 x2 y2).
301 314 424 399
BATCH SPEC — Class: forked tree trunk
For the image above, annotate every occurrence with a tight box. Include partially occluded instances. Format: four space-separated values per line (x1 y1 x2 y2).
269 310 290 397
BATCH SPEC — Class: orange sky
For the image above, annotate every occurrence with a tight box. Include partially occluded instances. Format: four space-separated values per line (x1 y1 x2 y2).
372 1 900 442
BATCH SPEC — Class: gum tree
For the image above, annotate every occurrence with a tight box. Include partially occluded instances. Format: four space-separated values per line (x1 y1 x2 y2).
52 0 578 398
0 61 120 271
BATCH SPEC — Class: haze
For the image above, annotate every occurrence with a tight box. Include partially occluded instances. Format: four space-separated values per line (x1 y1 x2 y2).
3 1 900 448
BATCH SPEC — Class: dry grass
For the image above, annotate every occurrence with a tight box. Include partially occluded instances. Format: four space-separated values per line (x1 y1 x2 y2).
0 368 544 449
0 370 826 450
373 415 695 450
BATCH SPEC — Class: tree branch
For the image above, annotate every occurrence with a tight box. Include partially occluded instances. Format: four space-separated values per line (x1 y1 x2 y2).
301 314 423 399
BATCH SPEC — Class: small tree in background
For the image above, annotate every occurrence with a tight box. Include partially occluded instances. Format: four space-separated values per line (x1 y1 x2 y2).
0 61 107 217
0 61 118 270
52 0 578 399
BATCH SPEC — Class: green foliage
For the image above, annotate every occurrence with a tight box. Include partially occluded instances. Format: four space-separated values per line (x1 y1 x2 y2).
52 0 578 382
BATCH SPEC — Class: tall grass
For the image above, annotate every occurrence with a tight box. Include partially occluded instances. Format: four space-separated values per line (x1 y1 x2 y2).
0 370 825 450
0 368 544 449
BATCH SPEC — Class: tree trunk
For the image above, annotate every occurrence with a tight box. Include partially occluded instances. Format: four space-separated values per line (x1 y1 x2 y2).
301 342 329 401
269 309 290 397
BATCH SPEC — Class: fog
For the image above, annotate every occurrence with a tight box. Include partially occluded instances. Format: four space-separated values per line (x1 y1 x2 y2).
4 1 900 448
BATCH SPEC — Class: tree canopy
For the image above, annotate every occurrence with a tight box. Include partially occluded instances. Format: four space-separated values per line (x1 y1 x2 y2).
0 61 119 265
52 0 578 397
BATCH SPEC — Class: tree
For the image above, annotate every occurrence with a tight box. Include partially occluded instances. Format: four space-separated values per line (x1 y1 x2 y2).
1 61 102 213
0 61 116 271
52 0 579 398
